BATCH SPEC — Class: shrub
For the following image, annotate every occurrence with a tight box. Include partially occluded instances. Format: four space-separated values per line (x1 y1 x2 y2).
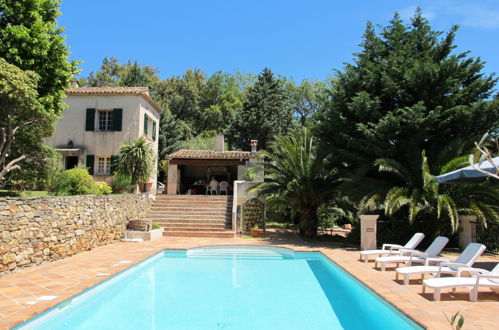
242 167 258 181
112 173 134 193
50 168 99 195
95 182 112 194
48 169 71 196
151 222 161 230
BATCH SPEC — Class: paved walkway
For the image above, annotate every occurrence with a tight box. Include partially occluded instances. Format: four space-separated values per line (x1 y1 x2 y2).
0 231 497 329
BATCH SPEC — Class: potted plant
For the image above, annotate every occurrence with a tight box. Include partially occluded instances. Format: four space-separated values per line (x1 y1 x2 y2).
251 223 264 238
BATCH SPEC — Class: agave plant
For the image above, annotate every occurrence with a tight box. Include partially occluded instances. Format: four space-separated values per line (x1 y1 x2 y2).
250 128 336 238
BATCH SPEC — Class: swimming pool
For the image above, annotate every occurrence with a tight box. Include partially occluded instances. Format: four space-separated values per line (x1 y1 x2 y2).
19 246 422 329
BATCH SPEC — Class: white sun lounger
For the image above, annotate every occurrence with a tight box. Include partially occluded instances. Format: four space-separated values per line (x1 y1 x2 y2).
359 233 425 263
422 263 499 301
395 243 486 285
374 236 449 271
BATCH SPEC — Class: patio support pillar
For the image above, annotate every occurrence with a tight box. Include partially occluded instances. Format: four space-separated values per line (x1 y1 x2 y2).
458 215 477 249
167 164 178 195
360 215 379 251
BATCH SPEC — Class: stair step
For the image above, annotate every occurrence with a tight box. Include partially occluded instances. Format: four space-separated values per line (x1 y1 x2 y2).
153 219 226 224
163 231 234 238
146 214 228 222
149 195 234 238
160 224 226 229
150 206 229 213
152 204 232 208
148 211 230 216
164 227 228 232
155 196 231 198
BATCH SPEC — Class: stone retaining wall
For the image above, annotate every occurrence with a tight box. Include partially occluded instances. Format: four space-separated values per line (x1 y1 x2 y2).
0 194 153 273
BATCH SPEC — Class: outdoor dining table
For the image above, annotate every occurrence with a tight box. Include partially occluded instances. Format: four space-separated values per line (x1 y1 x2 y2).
191 184 206 194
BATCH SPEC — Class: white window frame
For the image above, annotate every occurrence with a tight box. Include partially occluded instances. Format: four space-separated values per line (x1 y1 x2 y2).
96 109 113 132
96 156 112 175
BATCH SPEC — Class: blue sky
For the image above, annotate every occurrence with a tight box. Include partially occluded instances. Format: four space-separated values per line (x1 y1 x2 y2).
59 0 499 83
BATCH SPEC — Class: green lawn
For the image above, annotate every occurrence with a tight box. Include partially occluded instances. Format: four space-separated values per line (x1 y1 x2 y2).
0 190 49 197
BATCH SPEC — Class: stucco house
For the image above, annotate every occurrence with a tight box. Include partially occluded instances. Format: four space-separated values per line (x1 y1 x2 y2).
45 86 162 193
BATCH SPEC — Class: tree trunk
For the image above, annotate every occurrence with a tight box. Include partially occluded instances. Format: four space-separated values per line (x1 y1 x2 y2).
298 208 318 239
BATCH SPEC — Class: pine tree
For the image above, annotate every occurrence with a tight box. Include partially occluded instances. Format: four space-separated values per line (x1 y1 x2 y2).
316 10 498 170
227 68 292 150
120 61 154 87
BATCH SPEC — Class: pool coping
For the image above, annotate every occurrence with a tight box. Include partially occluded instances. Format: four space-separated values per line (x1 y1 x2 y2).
16 245 424 329
0 237 497 329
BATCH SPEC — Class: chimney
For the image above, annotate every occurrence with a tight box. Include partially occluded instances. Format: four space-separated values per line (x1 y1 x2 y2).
71 79 79 88
215 134 225 152
250 140 258 153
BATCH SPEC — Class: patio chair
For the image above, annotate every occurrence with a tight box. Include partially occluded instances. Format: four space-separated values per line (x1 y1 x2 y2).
374 236 449 271
422 263 499 301
206 183 218 195
395 243 486 285
219 181 229 195
359 233 425 263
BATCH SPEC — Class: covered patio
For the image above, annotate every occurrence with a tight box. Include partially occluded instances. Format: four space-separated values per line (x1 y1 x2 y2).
166 135 259 195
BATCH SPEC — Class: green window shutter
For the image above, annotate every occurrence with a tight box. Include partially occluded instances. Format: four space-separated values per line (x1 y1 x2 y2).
143 114 148 135
110 155 119 174
85 108 95 131
112 108 122 131
86 155 95 175
152 121 156 141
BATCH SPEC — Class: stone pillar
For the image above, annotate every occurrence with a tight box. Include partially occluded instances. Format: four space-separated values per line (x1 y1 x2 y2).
459 215 477 248
167 164 178 195
360 215 379 251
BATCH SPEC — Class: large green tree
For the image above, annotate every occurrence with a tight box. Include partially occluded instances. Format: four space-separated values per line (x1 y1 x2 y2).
316 10 498 170
82 57 159 89
0 0 77 121
83 57 124 87
0 59 44 181
227 68 292 150
120 61 158 88
0 0 77 183
154 69 206 136
285 78 326 127
199 70 243 131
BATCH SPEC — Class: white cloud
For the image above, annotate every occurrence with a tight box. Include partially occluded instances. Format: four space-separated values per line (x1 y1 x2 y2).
399 5 436 21
400 0 499 29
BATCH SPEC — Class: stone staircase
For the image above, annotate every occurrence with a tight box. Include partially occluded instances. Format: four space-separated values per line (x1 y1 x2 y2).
146 195 234 238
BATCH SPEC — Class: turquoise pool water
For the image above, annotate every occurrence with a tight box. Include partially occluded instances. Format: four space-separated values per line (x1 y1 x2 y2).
19 246 422 330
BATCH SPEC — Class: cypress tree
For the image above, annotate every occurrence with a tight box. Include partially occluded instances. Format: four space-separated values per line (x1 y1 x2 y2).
227 68 292 150
316 10 498 169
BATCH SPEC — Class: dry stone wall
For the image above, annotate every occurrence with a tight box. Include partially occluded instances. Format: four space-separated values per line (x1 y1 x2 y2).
0 194 153 273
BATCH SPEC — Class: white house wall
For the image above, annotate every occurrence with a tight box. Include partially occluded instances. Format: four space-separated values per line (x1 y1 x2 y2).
45 94 160 194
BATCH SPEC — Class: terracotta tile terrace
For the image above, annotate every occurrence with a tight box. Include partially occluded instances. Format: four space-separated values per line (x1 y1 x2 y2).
0 231 497 329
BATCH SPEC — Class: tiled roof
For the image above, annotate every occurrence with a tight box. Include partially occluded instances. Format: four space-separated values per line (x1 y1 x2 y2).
168 149 258 160
65 87 163 113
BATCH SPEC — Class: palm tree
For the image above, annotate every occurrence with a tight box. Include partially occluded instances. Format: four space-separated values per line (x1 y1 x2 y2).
116 137 154 193
250 128 335 238
360 151 499 235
